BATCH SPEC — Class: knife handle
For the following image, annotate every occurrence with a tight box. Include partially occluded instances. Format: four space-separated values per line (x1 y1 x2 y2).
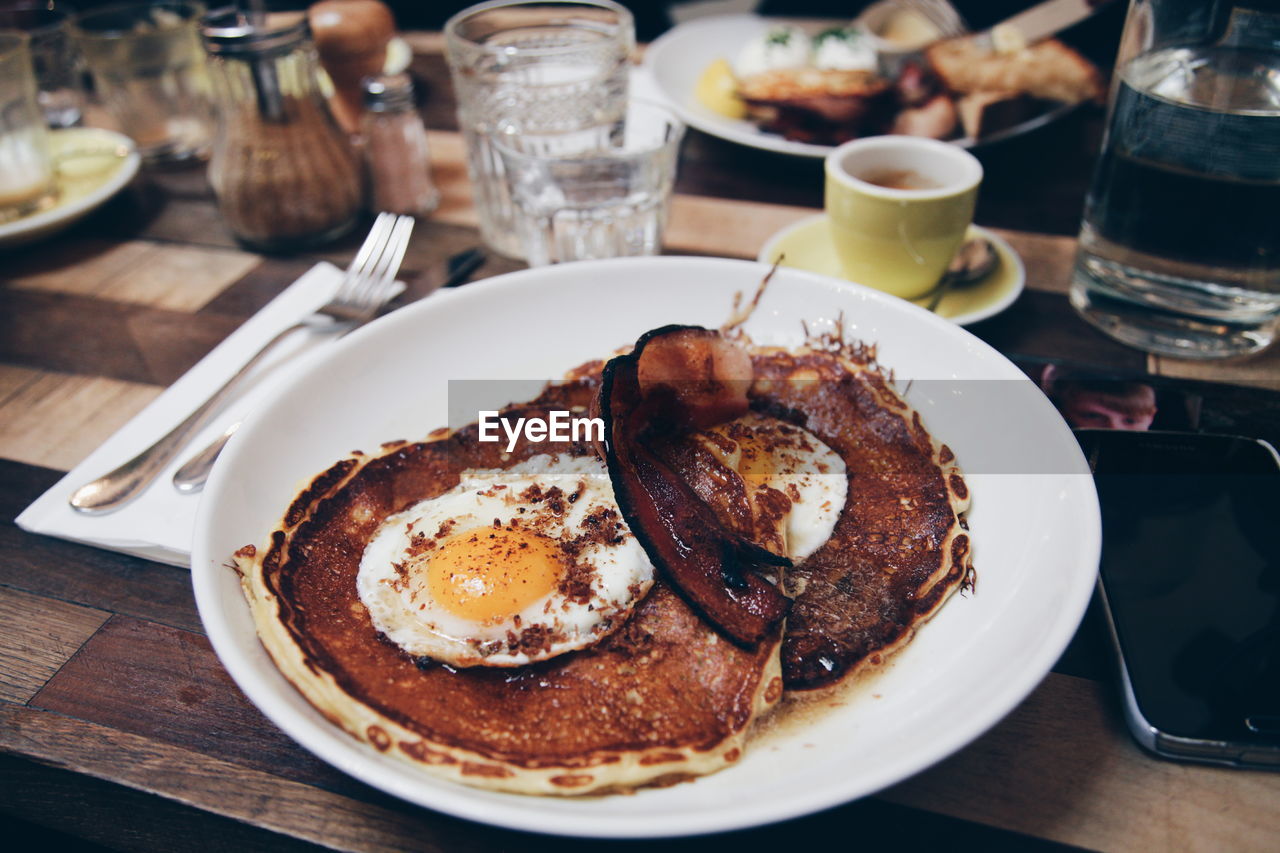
67 321 308 514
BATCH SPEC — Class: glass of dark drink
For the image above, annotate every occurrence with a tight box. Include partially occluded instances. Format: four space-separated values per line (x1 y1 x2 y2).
1070 0 1280 359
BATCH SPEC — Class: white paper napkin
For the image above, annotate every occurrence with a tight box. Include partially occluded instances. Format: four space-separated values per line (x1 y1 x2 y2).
16 262 406 568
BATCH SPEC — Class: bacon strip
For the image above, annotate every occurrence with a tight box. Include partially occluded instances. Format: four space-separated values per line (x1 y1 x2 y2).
598 326 790 647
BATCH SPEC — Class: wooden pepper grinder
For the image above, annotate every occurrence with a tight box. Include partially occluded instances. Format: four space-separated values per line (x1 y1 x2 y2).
309 0 396 134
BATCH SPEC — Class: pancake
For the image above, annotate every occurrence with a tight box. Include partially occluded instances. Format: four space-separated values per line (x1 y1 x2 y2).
235 334 971 794
744 344 972 688
238 379 783 796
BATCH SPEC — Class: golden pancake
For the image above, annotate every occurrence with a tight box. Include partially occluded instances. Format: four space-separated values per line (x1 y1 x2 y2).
238 379 782 796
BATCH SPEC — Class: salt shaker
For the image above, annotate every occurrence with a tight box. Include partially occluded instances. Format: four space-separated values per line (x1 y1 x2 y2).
361 73 439 217
201 10 363 251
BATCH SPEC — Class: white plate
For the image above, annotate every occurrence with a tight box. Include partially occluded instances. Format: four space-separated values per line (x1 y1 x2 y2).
641 14 1079 159
192 257 1100 839
0 128 139 248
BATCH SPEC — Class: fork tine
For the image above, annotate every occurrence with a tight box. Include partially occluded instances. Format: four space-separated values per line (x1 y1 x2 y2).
349 215 414 310
366 216 415 303
334 213 397 301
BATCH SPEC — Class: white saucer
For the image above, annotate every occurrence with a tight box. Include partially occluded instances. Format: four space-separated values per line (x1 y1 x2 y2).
758 214 1026 326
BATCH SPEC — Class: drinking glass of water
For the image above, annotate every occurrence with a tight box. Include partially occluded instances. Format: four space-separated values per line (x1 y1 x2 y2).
1070 0 1280 359
494 100 684 266
0 32 56 223
444 0 634 260
0 2 84 128
71 1 214 164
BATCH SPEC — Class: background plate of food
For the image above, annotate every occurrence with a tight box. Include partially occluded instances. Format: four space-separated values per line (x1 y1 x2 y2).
192 256 1100 838
642 14 1103 158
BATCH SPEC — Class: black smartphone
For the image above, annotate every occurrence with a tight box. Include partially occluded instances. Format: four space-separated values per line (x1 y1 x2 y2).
1078 429 1280 769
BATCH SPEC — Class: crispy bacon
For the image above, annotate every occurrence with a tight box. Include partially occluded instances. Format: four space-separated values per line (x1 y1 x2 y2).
598 326 790 647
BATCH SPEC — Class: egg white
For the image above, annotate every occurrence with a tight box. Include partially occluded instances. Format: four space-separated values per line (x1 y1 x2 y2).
357 454 654 668
812 27 878 72
698 414 848 561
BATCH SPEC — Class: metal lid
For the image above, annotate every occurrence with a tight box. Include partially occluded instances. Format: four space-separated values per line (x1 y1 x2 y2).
362 73 416 112
201 7 310 56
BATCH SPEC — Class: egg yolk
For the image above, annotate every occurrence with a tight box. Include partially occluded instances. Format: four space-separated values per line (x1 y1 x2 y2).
735 432 777 484
426 527 565 622
707 425 778 485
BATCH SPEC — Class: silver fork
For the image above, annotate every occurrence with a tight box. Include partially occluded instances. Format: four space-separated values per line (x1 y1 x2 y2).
890 0 969 38
69 213 415 515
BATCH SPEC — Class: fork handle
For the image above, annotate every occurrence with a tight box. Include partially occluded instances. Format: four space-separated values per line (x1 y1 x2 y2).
68 320 310 514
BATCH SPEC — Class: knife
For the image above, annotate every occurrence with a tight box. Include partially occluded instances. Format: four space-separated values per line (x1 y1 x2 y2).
974 0 1117 49
170 247 488 495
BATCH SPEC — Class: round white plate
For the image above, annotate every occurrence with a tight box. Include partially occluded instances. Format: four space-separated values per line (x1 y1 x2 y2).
0 127 140 248
192 257 1100 839
641 14 1079 159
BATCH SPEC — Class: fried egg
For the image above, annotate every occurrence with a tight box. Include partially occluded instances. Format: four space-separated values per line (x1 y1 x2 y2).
695 414 848 561
812 26 877 72
734 26 811 78
357 454 654 668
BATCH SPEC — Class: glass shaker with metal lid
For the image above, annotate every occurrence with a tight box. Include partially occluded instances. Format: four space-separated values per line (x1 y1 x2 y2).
201 9 362 251
361 73 439 217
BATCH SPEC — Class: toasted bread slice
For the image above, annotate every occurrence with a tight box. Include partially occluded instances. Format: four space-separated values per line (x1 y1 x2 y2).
926 36 1105 104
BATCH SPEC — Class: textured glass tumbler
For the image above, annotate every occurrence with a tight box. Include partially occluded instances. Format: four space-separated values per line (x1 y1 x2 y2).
1070 1 1280 359
495 100 684 266
0 32 57 223
444 0 634 259
72 1 215 163
0 2 84 128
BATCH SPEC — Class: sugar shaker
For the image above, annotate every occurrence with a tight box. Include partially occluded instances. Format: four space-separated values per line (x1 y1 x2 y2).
201 9 363 251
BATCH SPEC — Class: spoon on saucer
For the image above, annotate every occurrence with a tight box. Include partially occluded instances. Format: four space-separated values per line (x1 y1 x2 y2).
920 236 998 313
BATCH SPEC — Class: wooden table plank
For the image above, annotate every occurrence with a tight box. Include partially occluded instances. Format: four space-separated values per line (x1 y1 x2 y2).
7 241 259 313
31 615 372 797
1150 351 1280 393
2 691 1087 853
1 755 330 853
0 366 162 470
0 704 494 853
0 462 203 633
0 587 109 704
0 287 243 388
883 674 1280 853
968 290 1150 374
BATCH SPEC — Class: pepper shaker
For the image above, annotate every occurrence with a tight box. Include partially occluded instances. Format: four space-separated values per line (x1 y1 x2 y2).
360 73 439 218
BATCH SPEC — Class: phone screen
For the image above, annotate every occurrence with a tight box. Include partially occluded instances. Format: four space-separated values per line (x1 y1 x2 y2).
1082 430 1280 754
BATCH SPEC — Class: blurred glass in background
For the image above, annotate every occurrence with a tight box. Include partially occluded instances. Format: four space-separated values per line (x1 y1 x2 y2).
0 2 84 128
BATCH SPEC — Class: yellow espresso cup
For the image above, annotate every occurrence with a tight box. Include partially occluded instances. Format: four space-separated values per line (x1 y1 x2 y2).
825 136 982 299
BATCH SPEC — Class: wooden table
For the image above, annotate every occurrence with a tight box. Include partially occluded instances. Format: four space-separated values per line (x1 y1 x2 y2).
3 35 1279 853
